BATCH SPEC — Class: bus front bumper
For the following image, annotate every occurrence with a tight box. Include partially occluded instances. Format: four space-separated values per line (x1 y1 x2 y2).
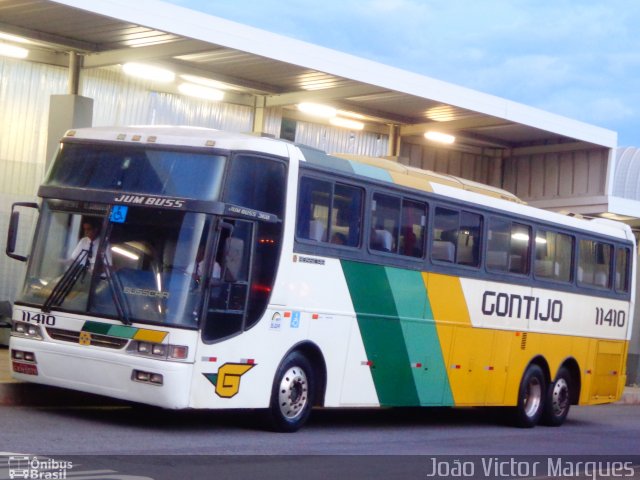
10 336 194 409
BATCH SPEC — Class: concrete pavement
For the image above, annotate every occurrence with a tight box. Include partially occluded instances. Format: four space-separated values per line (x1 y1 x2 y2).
1 344 640 408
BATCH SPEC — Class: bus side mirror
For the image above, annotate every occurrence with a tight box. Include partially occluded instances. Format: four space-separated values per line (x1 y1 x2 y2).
6 202 38 262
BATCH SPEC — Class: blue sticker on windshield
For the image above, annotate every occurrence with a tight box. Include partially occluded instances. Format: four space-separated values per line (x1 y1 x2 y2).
110 205 128 223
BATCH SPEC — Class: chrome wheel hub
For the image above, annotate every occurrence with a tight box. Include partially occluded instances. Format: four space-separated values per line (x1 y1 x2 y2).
277 366 308 420
524 376 542 418
550 378 569 417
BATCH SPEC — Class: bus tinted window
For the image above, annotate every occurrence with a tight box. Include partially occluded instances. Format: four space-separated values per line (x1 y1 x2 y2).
370 193 400 253
487 218 530 274
616 247 631 293
47 143 226 200
296 177 362 247
224 155 286 216
400 199 426 258
370 194 426 257
578 239 612 288
432 207 481 266
332 184 363 247
297 177 331 242
534 230 573 282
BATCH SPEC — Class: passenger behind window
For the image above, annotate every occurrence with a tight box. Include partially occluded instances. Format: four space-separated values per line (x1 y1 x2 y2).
331 232 347 245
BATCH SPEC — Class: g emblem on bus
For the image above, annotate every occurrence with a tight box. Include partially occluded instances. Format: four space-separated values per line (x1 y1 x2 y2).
203 363 255 399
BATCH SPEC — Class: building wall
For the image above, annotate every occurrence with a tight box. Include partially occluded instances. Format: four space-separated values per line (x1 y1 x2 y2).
503 148 609 204
399 140 503 186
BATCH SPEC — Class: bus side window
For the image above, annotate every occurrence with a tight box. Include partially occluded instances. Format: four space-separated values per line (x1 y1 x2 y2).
400 199 426 258
578 239 612 289
296 177 330 242
370 193 400 253
486 217 530 275
296 176 363 248
534 230 573 282
431 207 481 266
615 246 631 293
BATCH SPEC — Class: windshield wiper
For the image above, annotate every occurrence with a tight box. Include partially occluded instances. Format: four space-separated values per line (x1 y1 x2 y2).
100 251 131 325
42 250 89 312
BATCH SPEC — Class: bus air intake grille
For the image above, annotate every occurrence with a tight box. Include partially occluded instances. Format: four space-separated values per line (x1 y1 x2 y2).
520 332 528 350
47 327 128 349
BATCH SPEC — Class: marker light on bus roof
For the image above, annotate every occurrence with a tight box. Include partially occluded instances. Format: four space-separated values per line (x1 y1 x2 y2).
122 62 175 83
424 131 455 144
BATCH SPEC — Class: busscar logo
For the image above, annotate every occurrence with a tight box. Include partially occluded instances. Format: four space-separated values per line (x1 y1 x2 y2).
8 456 73 479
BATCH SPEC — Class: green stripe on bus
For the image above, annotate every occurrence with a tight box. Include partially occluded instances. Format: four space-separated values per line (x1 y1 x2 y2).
82 321 111 335
385 268 454 406
341 261 419 406
107 325 137 339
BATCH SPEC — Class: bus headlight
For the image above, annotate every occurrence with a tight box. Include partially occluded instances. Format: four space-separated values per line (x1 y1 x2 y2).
127 341 188 361
11 321 43 340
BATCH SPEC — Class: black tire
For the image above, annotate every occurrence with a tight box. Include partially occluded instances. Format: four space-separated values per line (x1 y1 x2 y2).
265 351 314 432
513 364 546 428
541 366 572 426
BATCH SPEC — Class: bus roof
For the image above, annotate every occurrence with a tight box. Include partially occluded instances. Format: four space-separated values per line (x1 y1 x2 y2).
298 147 634 242
61 126 633 242
63 125 292 158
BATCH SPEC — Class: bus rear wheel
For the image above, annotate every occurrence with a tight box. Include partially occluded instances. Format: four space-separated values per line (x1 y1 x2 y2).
541 367 571 426
266 352 314 432
513 364 546 428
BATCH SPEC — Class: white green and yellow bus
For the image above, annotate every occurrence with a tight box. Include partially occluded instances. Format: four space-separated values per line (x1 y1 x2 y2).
7 126 635 431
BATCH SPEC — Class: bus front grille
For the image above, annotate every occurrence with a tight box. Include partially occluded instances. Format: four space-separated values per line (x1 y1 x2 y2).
46 327 128 349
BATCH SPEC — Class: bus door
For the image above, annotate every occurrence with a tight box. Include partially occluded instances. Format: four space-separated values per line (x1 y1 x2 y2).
200 215 280 343
203 219 254 342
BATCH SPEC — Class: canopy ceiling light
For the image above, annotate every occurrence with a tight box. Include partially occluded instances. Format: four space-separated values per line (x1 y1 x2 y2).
0 33 30 44
329 117 365 130
178 82 225 101
0 42 28 59
122 62 175 83
424 131 455 144
297 102 337 118
179 74 229 90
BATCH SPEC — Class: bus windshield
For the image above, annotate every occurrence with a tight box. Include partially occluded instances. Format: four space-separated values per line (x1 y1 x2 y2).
46 141 226 200
19 199 212 328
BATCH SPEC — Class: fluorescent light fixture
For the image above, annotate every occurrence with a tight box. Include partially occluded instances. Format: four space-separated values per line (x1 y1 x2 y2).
0 33 30 44
337 110 367 120
330 116 365 130
512 233 530 242
0 43 28 59
178 82 225 101
179 74 228 90
122 63 175 83
297 102 337 118
111 246 140 261
425 131 455 144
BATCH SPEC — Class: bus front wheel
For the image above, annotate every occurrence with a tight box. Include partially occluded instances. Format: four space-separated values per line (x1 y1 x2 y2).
541 367 571 426
266 352 314 432
513 364 546 428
